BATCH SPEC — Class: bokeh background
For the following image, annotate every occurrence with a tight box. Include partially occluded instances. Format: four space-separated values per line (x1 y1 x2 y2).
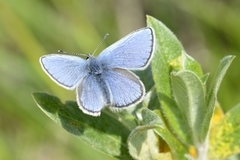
0 0 240 159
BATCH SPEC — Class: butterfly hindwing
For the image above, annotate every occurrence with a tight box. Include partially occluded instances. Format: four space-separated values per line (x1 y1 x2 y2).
103 68 145 108
77 75 108 116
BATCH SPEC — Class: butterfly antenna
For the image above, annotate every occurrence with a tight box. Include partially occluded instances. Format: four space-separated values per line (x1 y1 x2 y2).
58 50 87 57
92 33 109 56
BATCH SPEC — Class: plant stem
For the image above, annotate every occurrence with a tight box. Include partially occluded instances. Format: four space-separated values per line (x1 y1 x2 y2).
196 138 209 160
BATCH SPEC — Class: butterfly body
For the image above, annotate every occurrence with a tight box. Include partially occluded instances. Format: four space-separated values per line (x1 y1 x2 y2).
87 56 104 75
40 27 155 116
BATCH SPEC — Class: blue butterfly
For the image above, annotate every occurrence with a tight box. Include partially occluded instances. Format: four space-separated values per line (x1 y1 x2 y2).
40 27 155 116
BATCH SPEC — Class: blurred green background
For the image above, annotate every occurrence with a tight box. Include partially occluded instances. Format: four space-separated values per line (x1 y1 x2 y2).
0 0 240 159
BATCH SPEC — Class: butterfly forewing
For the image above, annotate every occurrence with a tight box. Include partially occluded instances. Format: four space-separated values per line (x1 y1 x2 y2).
40 54 88 90
98 27 155 70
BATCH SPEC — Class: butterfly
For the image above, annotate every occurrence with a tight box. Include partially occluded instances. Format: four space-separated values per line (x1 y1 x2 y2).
40 27 155 116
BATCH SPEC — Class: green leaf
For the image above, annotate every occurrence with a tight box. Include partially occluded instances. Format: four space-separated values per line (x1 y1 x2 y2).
201 73 210 85
171 70 207 144
128 109 163 160
209 103 240 159
128 126 162 160
135 65 155 92
142 87 161 111
170 51 203 78
128 109 188 160
151 110 189 160
181 51 203 78
32 92 133 160
147 15 192 144
201 55 235 141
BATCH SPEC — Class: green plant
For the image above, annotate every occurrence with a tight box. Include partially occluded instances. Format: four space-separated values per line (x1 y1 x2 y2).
32 16 238 160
